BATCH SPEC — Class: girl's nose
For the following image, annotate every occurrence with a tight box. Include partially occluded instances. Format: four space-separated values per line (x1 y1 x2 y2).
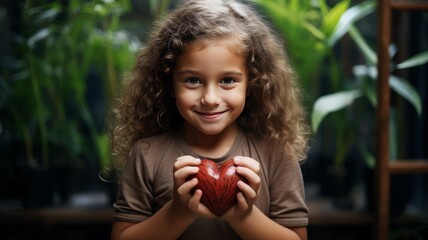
201 85 220 105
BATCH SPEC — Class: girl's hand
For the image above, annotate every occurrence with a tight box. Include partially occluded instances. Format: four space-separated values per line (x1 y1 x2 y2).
172 155 214 219
222 156 261 222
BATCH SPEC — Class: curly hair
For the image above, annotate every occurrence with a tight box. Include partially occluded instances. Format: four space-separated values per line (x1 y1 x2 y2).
109 0 310 170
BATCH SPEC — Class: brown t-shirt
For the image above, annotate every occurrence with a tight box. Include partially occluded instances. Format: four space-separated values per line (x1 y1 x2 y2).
113 129 308 239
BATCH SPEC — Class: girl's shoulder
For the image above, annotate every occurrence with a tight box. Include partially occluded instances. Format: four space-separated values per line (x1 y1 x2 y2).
242 129 295 164
128 131 180 173
241 129 271 153
134 131 177 155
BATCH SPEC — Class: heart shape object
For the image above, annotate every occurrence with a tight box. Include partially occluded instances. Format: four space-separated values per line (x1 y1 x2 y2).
189 159 244 216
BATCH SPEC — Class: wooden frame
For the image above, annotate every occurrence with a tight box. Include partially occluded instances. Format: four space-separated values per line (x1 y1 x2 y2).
375 1 428 239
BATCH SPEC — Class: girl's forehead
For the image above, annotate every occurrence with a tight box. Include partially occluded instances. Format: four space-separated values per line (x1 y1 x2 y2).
184 37 246 56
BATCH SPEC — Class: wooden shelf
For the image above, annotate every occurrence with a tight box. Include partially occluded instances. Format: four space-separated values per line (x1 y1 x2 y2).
392 1 428 10
374 1 428 239
389 160 428 174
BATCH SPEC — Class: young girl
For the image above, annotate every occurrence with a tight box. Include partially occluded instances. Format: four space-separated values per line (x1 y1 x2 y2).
110 0 310 239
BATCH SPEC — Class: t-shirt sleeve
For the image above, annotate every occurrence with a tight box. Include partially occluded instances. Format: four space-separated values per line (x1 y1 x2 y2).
268 155 308 227
113 143 154 223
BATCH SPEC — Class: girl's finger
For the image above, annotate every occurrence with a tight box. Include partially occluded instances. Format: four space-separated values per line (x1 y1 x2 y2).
237 180 257 201
177 177 198 196
188 190 215 217
174 156 201 171
174 166 199 180
236 166 258 180
188 189 202 210
233 156 260 174
236 192 248 211
236 166 261 190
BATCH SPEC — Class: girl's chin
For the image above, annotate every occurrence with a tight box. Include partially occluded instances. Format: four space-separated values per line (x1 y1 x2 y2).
182 119 238 137
194 128 225 136
183 124 225 136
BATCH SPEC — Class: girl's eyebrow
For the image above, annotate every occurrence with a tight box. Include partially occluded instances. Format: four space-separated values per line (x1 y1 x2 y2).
175 69 200 75
223 71 243 76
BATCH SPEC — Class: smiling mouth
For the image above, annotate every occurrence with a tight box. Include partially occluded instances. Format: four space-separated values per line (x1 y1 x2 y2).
196 110 227 119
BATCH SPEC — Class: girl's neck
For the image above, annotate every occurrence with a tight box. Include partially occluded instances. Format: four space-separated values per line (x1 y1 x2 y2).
181 123 239 159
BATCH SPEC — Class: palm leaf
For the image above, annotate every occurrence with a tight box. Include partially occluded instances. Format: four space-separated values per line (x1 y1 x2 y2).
327 1 375 47
312 89 362 132
390 75 422 115
396 51 428 69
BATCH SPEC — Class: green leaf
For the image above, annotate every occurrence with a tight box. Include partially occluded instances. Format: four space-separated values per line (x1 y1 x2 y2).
322 0 350 39
390 75 422 116
27 28 50 48
349 25 377 65
312 89 362 132
358 143 375 168
396 51 428 69
302 21 325 40
327 1 375 47
353 64 376 79
355 67 378 107
316 0 329 16
36 7 60 22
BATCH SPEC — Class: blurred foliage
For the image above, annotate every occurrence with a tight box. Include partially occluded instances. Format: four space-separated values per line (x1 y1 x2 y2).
0 0 141 170
255 0 373 96
256 0 427 168
254 0 372 167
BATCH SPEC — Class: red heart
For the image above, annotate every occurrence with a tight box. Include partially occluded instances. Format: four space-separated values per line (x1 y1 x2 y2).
189 159 244 216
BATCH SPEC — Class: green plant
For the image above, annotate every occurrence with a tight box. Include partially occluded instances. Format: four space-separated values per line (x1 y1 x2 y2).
0 0 140 172
311 9 428 168
254 0 374 98
256 0 427 169
255 0 379 169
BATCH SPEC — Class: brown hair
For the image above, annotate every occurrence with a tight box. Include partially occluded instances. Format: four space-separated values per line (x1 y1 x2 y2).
110 0 310 170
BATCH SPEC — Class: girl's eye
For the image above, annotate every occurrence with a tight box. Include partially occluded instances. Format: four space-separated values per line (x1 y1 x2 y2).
220 77 235 85
185 77 201 85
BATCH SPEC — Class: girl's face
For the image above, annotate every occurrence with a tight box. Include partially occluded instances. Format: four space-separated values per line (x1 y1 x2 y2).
172 38 248 137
